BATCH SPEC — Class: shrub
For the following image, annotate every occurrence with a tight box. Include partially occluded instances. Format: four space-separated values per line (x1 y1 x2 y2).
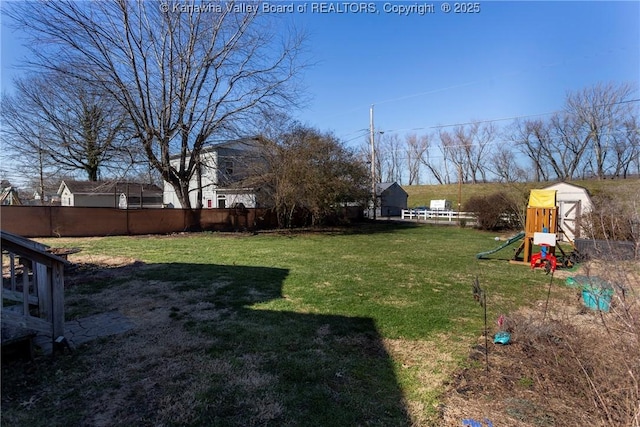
464 192 521 231
583 192 639 242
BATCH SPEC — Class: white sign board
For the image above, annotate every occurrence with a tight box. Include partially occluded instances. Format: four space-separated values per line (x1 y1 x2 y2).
430 199 451 210
533 232 556 247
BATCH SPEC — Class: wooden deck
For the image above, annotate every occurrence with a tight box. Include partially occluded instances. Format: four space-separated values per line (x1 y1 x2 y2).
1 231 68 353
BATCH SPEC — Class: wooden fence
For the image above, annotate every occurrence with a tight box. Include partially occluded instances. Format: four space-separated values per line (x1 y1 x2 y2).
0 206 278 238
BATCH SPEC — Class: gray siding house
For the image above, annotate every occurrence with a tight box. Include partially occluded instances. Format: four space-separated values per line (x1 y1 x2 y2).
58 180 164 208
376 182 408 217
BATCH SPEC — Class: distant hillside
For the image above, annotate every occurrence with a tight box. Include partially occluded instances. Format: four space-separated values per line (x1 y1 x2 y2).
403 179 640 209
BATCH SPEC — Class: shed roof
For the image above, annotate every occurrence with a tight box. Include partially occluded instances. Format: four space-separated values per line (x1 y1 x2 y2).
376 182 408 196
542 182 591 195
541 181 594 211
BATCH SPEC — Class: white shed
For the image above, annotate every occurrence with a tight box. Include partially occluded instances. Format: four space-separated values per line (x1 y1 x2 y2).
542 182 594 242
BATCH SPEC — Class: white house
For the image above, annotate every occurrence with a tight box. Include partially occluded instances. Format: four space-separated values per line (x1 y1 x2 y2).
163 138 263 209
542 182 594 242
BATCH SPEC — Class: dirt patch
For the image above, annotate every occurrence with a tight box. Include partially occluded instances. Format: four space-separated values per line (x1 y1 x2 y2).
69 254 141 267
63 254 146 288
438 260 640 426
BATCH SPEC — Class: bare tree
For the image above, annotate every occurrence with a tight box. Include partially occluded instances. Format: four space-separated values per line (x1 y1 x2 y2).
379 133 403 184
418 137 448 184
612 116 640 178
565 82 637 179
511 119 554 182
0 112 58 204
7 0 306 212
439 129 464 183
489 144 528 183
1 73 132 182
549 112 592 179
510 82 638 181
405 133 428 185
438 123 494 184
460 122 494 183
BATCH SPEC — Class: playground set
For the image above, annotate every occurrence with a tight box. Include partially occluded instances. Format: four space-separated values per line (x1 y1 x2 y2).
476 189 572 273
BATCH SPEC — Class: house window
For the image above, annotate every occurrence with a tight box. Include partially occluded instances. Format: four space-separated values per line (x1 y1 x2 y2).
224 160 233 176
217 195 226 209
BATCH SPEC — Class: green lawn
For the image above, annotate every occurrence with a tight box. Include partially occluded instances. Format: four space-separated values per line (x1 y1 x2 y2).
44 224 547 337
3 224 565 426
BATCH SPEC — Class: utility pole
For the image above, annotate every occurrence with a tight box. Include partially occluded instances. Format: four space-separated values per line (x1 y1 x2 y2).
370 105 376 220
457 164 462 226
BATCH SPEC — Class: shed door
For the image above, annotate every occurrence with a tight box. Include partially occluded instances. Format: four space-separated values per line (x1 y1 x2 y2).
558 200 581 242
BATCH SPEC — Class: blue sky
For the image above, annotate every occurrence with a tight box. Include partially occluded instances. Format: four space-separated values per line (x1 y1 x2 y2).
287 1 639 146
1 1 638 149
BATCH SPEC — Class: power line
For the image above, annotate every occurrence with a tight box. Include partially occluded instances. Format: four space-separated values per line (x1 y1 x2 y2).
342 98 640 143
370 126 640 160
330 43 637 138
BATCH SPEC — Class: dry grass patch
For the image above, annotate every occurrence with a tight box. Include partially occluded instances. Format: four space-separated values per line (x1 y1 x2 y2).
384 336 469 426
3 251 413 426
439 260 640 427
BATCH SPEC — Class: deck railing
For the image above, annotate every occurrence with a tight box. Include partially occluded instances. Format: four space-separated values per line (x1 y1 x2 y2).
1 231 67 348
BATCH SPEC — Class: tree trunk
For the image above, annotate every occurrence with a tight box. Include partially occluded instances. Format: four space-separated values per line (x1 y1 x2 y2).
184 209 201 232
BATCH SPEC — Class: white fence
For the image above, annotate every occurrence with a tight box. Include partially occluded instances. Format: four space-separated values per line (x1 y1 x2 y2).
401 209 477 223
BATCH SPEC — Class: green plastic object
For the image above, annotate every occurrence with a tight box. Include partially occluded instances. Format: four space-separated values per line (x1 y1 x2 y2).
476 232 526 259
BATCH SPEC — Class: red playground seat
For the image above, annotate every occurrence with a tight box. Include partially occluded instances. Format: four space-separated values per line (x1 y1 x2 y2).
530 232 558 272
530 245 557 272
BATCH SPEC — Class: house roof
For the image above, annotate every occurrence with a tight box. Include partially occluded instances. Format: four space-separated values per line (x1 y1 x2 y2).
58 180 162 196
0 187 22 205
376 182 408 196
